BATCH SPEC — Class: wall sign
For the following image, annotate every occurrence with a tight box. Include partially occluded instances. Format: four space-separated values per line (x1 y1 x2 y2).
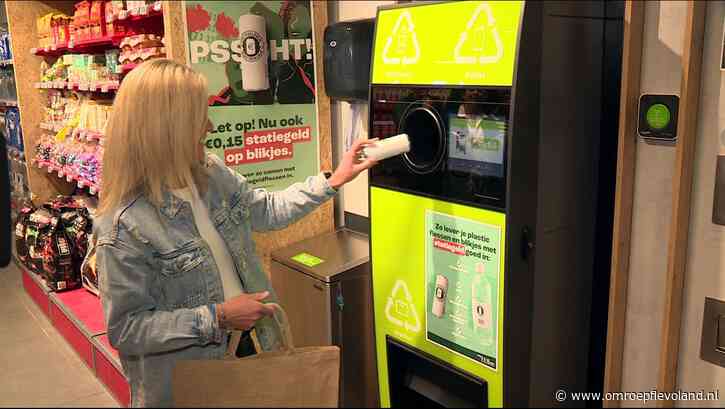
184 0 320 191
425 210 502 370
638 94 679 142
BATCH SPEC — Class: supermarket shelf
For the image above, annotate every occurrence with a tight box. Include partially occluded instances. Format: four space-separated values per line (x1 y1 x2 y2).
40 122 104 143
34 159 100 194
0 59 13 66
31 2 163 57
34 80 119 93
31 35 124 57
39 122 64 132
73 128 104 142
0 99 18 107
112 1 163 22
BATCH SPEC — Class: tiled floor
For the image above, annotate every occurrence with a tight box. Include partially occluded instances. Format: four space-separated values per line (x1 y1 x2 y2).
0 262 118 408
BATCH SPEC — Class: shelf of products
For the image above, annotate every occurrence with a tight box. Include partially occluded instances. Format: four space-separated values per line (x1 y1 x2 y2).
30 1 167 199
0 59 13 66
32 1 164 57
35 80 119 93
109 1 162 22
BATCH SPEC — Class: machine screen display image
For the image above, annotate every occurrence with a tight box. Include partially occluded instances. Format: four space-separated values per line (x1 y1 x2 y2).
448 113 506 177
425 210 502 371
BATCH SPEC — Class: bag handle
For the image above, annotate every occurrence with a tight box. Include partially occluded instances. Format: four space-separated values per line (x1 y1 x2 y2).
266 303 295 352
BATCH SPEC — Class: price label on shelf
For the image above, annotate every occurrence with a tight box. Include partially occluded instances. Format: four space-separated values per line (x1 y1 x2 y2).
89 82 97 92
101 84 109 93
79 82 89 91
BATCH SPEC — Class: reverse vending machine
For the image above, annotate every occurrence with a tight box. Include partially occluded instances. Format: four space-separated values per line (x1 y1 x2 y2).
369 1 623 407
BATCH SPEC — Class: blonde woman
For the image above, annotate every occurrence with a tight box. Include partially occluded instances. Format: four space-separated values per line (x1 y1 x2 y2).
95 59 376 408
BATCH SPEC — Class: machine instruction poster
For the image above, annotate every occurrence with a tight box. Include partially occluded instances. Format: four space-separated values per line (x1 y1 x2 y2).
185 1 319 190
425 210 501 370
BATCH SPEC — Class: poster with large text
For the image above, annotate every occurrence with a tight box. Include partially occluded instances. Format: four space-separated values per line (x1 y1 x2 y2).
425 210 501 370
185 1 319 190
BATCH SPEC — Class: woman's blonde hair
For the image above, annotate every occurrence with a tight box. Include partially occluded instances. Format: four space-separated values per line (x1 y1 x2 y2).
98 59 209 216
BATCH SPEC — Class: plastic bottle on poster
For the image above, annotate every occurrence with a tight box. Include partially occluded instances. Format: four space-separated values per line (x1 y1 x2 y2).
238 14 270 91
472 270 494 347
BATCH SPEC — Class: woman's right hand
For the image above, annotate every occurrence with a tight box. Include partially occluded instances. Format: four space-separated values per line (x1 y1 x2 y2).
217 291 275 330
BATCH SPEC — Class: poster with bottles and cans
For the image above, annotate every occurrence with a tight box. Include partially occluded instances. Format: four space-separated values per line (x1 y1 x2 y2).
425 210 501 370
184 1 319 191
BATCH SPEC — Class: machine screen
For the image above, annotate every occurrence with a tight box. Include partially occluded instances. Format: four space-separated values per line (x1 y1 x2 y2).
448 113 506 178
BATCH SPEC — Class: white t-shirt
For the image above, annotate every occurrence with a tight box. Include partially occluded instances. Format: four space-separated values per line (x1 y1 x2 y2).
172 187 244 301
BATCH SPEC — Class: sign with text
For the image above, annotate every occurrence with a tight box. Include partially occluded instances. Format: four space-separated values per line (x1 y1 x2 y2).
425 210 502 370
372 1 522 86
185 0 319 190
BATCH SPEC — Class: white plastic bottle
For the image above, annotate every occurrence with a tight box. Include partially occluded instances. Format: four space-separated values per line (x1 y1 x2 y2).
472 272 494 347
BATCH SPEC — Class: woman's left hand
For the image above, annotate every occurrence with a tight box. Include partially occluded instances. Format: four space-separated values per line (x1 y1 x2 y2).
327 138 379 189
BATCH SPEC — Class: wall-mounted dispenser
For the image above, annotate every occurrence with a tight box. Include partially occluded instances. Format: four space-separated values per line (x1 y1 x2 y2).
323 18 374 101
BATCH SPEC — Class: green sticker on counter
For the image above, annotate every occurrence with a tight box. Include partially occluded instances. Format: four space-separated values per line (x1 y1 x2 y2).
291 252 324 267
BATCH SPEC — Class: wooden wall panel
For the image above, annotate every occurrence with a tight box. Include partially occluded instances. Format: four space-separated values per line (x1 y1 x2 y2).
603 1 645 406
656 2 707 406
6 1 76 204
255 0 335 275
164 1 335 275
162 0 187 65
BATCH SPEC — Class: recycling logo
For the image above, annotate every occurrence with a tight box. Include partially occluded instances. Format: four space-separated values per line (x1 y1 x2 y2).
381 11 420 65
453 3 504 65
385 280 421 333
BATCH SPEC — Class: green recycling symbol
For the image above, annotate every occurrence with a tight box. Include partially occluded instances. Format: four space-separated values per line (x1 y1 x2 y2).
382 11 420 65
454 3 504 65
385 279 421 333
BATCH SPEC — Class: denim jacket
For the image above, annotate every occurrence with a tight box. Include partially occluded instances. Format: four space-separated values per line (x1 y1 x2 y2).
94 154 337 407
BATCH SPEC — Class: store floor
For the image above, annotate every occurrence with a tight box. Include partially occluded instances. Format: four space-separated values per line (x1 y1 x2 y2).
0 262 118 408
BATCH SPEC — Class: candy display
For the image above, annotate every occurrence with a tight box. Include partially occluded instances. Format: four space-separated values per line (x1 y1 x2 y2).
40 52 120 85
43 90 81 129
36 91 107 190
118 33 165 65
36 1 163 51
35 134 103 190
15 196 93 292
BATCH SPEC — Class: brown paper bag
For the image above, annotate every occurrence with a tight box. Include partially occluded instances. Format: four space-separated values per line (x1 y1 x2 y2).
172 303 341 408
